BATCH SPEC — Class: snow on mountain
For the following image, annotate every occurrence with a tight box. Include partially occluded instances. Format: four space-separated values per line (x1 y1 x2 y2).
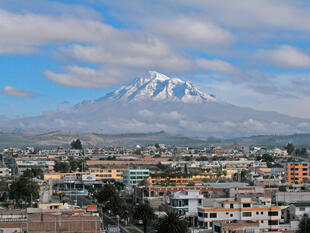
101 71 216 103
2 71 310 138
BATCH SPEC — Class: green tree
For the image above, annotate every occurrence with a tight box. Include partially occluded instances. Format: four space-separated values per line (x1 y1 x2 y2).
240 169 250 182
95 184 117 203
77 158 88 172
9 177 40 207
54 161 70 173
95 184 129 219
155 211 188 233
297 215 310 233
68 157 78 172
261 154 274 163
71 139 83 150
296 148 308 157
133 202 155 233
286 143 295 155
22 168 44 179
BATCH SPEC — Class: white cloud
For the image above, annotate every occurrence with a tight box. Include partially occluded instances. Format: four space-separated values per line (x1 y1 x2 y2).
256 45 310 68
0 9 115 52
145 17 234 47
160 111 183 121
65 42 193 72
45 66 129 88
2 85 34 98
158 0 310 32
196 58 240 74
138 109 154 118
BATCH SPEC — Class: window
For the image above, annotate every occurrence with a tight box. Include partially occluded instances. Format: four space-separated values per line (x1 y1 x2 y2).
261 212 263 215
261 220 264 223
268 211 278 216
226 212 229 215
198 212 203 217
230 203 234 208
242 212 252 217
256 212 259 215
230 214 233 217
299 207 306 211
210 213 217 218
303 173 308 176
204 213 208 218
243 203 251 208
303 168 308 171
268 220 279 225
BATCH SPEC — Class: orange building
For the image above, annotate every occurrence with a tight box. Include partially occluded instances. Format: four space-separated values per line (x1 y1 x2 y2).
287 162 309 184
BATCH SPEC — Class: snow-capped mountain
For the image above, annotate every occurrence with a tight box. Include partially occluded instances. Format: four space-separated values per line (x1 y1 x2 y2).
101 71 216 103
2 71 310 138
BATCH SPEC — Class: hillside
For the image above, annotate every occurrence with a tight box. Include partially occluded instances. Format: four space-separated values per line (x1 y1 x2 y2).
0 131 207 148
1 131 310 148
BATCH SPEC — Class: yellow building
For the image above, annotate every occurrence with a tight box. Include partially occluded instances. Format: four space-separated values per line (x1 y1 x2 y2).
44 168 123 181
150 175 192 185
39 203 71 210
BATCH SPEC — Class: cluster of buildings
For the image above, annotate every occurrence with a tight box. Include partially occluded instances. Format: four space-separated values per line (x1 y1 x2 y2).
0 143 309 232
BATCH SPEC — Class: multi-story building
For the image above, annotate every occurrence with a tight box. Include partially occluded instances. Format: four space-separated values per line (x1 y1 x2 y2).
286 162 309 184
150 174 193 185
197 198 281 231
0 209 102 233
44 168 123 181
169 190 203 226
16 160 55 172
88 168 123 180
169 190 203 215
122 169 150 186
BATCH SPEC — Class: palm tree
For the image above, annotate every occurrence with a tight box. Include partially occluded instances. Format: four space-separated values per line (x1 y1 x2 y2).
133 202 155 233
297 215 310 233
155 211 188 233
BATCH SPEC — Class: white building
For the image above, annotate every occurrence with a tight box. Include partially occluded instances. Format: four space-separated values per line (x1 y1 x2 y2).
0 168 11 177
290 202 310 217
197 198 281 231
169 190 203 227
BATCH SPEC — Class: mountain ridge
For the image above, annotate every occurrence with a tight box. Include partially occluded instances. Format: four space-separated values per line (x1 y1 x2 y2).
1 71 310 137
99 71 216 103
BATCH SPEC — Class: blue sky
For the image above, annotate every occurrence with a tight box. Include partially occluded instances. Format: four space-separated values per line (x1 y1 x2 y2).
2 0 310 119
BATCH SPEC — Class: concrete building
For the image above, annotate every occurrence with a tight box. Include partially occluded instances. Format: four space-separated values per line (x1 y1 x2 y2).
290 202 310 219
197 198 281 231
169 190 203 227
0 209 102 233
122 169 150 186
274 192 310 205
286 162 309 184
44 169 123 181
169 190 203 215
16 160 55 172
213 220 260 233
